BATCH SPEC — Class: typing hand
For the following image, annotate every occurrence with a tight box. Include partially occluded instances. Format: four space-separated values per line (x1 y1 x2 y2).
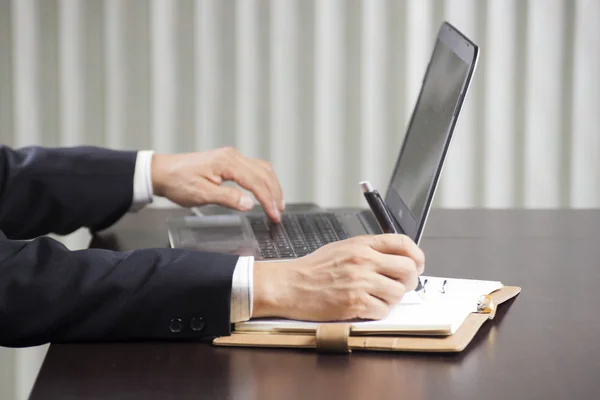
252 234 425 321
151 147 284 222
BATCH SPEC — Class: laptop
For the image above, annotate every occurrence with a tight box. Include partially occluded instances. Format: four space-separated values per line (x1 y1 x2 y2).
168 22 479 259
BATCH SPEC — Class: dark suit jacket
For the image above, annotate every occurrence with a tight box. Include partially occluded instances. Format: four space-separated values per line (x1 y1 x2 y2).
0 146 238 347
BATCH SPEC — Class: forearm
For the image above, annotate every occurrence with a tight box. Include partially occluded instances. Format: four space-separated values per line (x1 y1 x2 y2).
0 145 137 239
0 231 238 347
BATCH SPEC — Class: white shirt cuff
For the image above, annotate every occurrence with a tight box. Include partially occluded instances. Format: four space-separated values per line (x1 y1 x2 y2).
129 150 155 212
230 256 254 323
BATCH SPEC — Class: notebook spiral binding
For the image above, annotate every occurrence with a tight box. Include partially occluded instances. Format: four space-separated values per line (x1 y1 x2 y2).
421 278 448 294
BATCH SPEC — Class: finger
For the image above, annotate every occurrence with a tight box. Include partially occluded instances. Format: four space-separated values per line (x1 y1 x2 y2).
365 272 408 306
368 251 419 289
356 293 392 320
218 149 281 221
232 157 281 222
365 234 425 269
256 159 284 210
241 157 283 214
203 183 255 212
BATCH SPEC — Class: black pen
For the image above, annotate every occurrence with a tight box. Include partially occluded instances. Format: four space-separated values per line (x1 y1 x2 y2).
360 181 423 292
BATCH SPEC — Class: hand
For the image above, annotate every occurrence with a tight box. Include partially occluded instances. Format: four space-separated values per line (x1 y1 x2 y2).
151 147 284 222
253 234 425 321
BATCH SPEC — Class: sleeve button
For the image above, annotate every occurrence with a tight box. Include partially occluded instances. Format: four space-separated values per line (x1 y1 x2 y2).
169 318 183 333
190 317 206 332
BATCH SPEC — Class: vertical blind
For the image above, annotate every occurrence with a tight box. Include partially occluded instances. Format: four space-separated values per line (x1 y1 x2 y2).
0 0 599 209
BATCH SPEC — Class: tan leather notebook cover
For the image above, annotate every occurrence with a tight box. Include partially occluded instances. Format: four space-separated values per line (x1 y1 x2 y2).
213 286 521 353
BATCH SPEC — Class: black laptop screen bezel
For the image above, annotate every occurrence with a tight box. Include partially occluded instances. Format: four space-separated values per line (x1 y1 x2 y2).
384 22 479 244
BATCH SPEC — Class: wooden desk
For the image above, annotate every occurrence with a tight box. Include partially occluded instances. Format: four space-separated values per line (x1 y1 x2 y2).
31 209 600 399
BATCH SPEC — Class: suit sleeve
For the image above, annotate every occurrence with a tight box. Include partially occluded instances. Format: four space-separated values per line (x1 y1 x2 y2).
0 145 137 239
0 229 238 347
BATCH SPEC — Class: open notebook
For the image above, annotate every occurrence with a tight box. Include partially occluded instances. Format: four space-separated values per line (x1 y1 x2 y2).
235 276 504 336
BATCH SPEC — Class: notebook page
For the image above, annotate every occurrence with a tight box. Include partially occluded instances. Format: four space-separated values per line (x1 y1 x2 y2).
235 276 503 336
350 298 475 335
235 295 475 335
234 292 429 334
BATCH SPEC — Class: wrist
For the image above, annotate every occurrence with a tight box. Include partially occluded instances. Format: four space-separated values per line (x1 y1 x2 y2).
252 261 291 318
150 153 169 197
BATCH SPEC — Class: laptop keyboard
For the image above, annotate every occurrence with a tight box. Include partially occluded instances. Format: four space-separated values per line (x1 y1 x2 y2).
248 213 349 259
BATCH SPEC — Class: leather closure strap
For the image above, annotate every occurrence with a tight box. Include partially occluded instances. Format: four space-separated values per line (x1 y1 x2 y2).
316 323 352 353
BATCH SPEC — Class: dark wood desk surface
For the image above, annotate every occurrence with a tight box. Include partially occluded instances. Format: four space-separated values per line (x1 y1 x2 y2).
31 208 600 399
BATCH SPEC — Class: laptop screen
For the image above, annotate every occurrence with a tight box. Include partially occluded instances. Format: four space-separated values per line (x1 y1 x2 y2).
386 35 472 225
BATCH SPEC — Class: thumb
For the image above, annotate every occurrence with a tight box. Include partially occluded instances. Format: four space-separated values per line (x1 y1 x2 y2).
206 184 255 212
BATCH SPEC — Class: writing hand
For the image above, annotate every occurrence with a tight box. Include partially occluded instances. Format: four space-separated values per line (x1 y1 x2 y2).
253 234 425 321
